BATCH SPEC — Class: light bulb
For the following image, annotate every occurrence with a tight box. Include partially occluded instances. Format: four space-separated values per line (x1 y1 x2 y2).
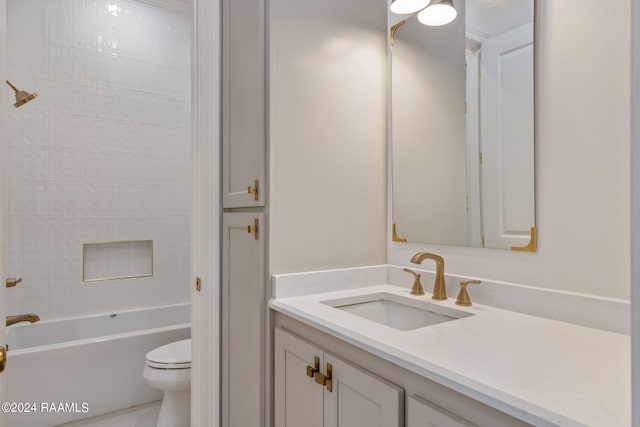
390 0 431 15
417 0 457 26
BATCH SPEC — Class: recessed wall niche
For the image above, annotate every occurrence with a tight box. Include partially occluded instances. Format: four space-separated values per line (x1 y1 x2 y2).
83 240 153 282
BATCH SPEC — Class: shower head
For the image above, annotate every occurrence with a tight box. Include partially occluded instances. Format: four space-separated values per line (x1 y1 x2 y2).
5 80 37 108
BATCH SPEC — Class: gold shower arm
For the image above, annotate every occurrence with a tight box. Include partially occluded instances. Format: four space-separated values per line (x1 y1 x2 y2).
5 80 18 91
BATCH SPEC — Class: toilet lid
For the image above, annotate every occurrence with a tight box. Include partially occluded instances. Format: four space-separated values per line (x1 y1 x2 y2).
146 339 191 369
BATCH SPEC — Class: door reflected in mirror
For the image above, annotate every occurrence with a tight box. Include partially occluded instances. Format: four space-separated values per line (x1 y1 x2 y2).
391 0 536 250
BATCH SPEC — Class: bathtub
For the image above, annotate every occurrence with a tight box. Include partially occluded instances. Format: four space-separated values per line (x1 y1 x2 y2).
4 303 190 427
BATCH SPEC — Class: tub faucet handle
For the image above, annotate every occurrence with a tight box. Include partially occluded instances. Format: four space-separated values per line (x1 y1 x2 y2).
6 277 22 288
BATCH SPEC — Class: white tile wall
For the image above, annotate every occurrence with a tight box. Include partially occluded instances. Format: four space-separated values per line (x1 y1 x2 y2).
6 0 191 320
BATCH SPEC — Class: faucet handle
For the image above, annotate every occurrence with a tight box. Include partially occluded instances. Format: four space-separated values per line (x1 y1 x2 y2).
403 268 425 296
6 278 22 288
456 280 481 306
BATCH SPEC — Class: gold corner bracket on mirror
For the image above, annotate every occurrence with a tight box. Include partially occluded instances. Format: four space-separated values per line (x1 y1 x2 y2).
511 227 537 252
392 223 407 243
390 21 405 46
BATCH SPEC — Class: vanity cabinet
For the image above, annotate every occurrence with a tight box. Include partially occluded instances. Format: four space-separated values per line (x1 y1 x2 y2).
222 213 266 427
273 315 532 427
222 0 266 208
275 328 404 427
407 395 476 427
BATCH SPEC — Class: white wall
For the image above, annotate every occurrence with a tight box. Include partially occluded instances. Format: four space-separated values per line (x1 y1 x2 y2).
5 0 192 319
389 0 631 300
269 0 387 274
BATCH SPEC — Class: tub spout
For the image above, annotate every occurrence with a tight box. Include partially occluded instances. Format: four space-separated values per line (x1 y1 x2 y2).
6 314 40 327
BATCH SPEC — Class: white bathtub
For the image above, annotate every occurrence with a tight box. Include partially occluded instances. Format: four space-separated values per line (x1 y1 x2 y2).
4 303 190 427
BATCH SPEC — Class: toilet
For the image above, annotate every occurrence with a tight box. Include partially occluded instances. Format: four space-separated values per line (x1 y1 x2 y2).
143 339 191 427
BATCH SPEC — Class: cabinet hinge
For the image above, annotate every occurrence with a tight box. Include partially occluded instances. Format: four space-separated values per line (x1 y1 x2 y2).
196 277 201 292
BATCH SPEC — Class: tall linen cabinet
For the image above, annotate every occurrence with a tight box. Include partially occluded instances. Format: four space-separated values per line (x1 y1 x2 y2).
221 0 267 424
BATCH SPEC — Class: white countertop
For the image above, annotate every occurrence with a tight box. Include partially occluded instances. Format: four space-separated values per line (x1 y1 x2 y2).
269 284 630 427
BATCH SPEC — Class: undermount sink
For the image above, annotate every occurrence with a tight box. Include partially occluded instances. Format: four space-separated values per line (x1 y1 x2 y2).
322 292 473 331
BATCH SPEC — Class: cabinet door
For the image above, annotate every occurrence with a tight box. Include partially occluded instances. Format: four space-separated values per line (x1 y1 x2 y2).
324 353 404 427
222 0 266 208
275 328 325 427
407 395 477 427
222 213 265 427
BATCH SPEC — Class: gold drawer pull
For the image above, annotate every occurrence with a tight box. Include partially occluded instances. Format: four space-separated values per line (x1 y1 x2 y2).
314 363 333 392
247 180 259 201
247 219 259 240
306 356 320 378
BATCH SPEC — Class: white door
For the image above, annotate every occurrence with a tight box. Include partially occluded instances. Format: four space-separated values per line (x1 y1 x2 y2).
274 328 324 427
480 23 535 249
0 0 8 423
323 353 403 427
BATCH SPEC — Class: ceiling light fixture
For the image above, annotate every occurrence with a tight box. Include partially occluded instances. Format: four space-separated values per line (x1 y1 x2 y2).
390 0 431 15
417 0 458 26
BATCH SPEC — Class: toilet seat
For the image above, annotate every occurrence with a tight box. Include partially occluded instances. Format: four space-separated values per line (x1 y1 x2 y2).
146 339 191 369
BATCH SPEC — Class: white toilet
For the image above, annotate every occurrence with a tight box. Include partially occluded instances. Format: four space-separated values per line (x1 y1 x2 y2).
143 339 191 427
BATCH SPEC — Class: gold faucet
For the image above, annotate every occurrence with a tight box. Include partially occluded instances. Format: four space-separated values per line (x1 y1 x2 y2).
6 314 40 327
410 252 447 300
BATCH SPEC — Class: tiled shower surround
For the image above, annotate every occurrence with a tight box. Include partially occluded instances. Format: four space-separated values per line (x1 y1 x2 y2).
5 0 191 319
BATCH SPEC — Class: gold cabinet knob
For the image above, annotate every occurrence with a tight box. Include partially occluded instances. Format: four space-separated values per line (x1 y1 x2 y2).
456 280 481 306
6 278 22 288
403 268 424 296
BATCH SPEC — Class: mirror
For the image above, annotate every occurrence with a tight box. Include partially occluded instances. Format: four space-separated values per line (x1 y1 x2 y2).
390 0 535 250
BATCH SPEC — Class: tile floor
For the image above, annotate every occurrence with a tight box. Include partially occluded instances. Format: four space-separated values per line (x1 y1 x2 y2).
56 401 161 427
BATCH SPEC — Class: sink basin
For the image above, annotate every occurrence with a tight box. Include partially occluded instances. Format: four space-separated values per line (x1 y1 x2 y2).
322 292 473 331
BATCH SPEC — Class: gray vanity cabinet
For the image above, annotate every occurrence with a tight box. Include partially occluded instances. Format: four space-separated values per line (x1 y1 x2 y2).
222 213 266 427
407 395 477 427
274 315 533 427
275 328 404 427
222 0 266 208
